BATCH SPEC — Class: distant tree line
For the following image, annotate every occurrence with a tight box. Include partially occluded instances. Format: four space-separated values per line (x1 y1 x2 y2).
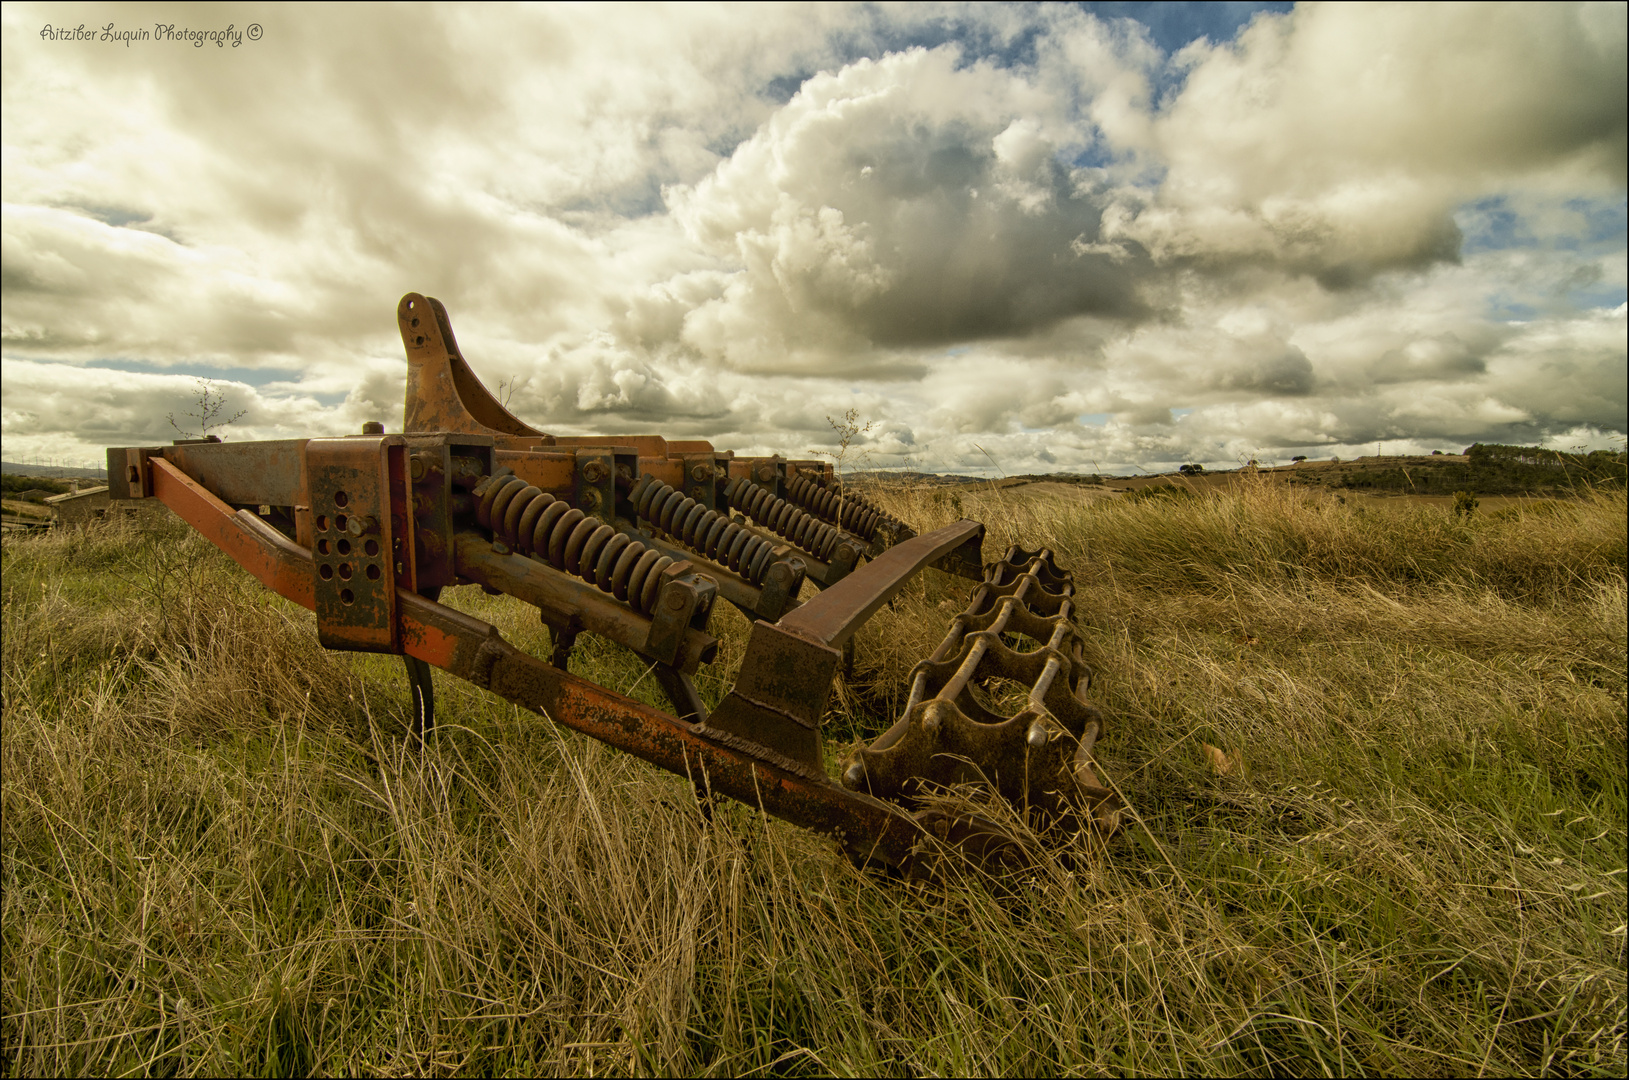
1331 443 1626 495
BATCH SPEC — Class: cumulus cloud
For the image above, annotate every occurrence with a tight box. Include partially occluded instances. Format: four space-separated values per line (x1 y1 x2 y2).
1114 3 1627 285
1 2 1623 475
666 45 1154 368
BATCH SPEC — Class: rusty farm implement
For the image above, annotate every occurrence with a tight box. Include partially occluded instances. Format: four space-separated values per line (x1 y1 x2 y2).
108 294 1119 871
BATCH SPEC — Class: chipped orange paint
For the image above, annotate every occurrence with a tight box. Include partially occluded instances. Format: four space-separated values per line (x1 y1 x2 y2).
150 456 467 669
151 457 315 610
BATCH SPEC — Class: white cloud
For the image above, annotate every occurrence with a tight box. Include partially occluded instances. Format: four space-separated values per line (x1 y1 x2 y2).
1 2 1623 477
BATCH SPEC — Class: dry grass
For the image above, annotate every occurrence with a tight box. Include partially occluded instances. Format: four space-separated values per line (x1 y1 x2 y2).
3 483 1625 1076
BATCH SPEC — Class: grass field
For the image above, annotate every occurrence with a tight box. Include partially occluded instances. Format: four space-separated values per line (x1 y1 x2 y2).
3 478 1625 1076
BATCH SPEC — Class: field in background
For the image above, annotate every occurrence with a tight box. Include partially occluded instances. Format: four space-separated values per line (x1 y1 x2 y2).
3 479 1625 1076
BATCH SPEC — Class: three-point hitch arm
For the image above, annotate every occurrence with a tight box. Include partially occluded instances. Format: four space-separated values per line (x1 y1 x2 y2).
109 294 1119 871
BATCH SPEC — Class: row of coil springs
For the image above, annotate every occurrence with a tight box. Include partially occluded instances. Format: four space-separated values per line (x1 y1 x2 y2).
630 475 780 584
785 475 900 542
474 473 674 616
721 477 842 562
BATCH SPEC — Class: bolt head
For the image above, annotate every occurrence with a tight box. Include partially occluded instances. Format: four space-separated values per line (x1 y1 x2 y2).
362 421 385 435
691 464 711 482
756 465 774 482
842 760 866 789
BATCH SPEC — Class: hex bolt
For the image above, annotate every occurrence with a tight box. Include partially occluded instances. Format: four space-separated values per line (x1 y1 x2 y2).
581 488 602 511
691 464 711 482
346 514 378 537
756 464 775 482
409 452 440 481
362 421 385 435
582 461 608 484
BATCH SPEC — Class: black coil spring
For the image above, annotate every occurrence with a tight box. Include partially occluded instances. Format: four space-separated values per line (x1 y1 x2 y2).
474 474 673 617
784 475 901 542
722 477 842 562
629 475 779 584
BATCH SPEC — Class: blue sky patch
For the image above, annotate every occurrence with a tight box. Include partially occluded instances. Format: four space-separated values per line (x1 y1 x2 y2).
84 359 302 389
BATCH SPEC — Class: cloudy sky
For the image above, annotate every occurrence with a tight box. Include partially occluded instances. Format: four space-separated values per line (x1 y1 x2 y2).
3 2 1624 475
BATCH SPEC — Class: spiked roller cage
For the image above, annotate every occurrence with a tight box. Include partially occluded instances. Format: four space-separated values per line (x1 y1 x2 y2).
108 294 1122 872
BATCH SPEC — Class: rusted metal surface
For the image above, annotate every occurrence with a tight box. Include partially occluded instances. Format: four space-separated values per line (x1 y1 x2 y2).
400 294 544 438
457 532 718 674
783 470 915 554
631 473 786 584
166 439 311 507
778 520 985 647
107 292 1121 872
841 547 1122 835
305 437 410 652
694 619 842 778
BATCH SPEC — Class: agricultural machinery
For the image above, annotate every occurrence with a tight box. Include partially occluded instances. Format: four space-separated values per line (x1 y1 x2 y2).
108 294 1119 871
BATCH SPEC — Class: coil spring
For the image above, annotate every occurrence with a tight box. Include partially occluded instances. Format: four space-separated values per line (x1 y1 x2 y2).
629 475 779 584
474 474 673 617
722 477 846 563
784 475 900 542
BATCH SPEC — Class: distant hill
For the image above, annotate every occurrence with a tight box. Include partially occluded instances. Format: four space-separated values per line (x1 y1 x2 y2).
1272 445 1626 496
2 461 109 480
849 469 1109 489
848 444 1626 498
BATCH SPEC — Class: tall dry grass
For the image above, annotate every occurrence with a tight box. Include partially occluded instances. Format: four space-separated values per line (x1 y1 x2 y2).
3 483 1625 1076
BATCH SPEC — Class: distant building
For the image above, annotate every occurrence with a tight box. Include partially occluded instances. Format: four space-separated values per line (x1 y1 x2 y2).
43 485 169 527
45 485 112 525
